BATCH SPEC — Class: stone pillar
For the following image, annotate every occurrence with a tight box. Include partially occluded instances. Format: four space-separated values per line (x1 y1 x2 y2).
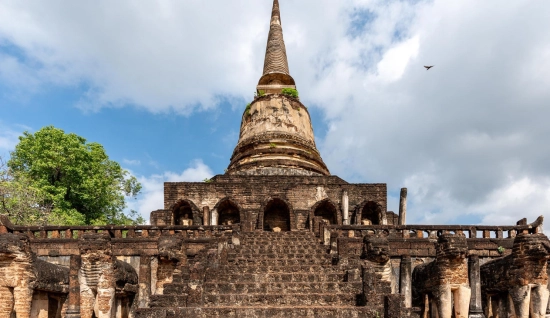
65 255 81 318
468 255 485 318
211 208 218 226
203 206 210 226
399 255 412 307
398 188 407 225
138 256 151 308
342 191 349 225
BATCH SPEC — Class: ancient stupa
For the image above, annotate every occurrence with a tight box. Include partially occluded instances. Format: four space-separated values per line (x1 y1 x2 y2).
0 1 547 317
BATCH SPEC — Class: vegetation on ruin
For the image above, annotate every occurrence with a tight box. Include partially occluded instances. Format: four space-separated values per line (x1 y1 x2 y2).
3 126 143 225
497 246 505 254
269 143 277 148
281 88 299 98
258 90 265 97
245 103 251 116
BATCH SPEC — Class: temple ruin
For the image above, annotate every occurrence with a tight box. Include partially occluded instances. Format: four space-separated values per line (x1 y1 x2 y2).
1 1 549 317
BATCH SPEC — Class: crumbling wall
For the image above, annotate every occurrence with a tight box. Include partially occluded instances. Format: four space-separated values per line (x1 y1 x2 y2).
155 236 186 294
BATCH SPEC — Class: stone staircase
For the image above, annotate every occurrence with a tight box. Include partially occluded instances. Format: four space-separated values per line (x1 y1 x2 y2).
137 231 379 318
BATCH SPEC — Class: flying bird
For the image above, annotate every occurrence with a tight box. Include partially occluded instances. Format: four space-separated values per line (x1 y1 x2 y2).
424 65 434 70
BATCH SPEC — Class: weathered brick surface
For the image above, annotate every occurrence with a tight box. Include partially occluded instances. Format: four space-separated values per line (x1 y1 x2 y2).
162 175 387 230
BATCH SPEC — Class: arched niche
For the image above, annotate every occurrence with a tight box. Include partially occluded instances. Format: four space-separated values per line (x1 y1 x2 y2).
263 198 291 232
313 200 338 224
215 199 241 226
171 200 201 226
357 201 383 225
310 199 339 234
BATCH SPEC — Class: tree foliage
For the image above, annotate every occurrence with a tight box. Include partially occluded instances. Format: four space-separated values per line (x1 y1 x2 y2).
1 157 53 225
5 126 143 225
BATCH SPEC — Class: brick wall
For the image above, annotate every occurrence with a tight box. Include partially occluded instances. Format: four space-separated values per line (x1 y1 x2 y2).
158 174 387 230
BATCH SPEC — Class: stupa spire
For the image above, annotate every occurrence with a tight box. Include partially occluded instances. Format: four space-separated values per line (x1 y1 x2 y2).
257 0 296 94
262 0 289 76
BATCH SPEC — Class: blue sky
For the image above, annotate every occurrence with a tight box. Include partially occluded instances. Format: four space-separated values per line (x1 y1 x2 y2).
1 0 550 229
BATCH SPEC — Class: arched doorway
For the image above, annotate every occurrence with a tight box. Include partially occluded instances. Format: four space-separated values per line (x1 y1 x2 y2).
173 201 194 225
313 200 337 224
263 199 291 231
360 201 381 225
312 200 338 234
217 200 240 225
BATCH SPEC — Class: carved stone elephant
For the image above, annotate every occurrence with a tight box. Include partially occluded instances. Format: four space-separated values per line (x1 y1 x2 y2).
79 232 137 318
0 233 69 318
412 234 471 318
481 233 550 318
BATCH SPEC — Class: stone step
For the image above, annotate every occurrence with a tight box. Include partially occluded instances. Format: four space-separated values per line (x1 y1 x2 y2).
240 235 317 239
237 247 329 254
230 258 331 266
207 272 346 283
136 306 379 318
149 294 187 308
239 240 320 246
204 293 358 306
237 246 327 252
232 253 331 260
162 283 187 295
215 264 344 273
241 233 315 237
241 231 315 236
204 282 362 294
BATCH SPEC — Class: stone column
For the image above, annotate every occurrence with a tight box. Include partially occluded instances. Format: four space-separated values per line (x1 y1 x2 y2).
399 255 412 307
342 191 349 225
138 256 151 308
65 255 81 318
468 255 485 318
202 206 210 226
211 208 218 226
398 188 407 225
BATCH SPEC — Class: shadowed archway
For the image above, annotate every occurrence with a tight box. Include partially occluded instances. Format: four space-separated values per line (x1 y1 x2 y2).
216 199 241 226
172 200 201 226
310 199 339 234
313 200 337 224
359 201 382 225
263 198 291 232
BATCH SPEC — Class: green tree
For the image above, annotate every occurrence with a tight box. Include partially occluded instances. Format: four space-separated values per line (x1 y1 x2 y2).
6 126 143 225
1 156 53 225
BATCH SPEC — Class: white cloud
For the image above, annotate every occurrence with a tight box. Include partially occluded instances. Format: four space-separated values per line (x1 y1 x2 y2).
313 0 550 227
376 36 419 83
0 124 24 155
0 0 272 113
126 159 213 222
122 159 141 166
474 177 550 233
